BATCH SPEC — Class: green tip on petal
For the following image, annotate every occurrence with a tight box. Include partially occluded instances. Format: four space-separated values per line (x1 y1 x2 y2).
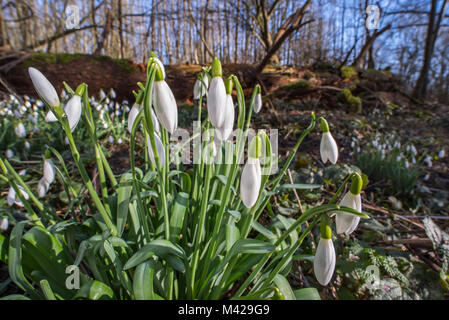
211 57 222 78
319 117 329 133
320 214 332 240
150 51 157 58
350 172 363 195
135 90 144 105
249 134 262 159
154 64 164 81
75 84 86 97
225 77 233 95
44 149 52 159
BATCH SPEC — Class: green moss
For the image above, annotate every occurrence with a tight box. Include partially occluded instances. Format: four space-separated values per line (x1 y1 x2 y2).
362 68 392 82
338 88 362 113
282 80 312 90
112 58 138 73
341 66 357 79
303 72 313 80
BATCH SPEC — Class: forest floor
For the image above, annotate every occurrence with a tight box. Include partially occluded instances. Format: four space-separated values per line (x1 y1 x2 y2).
1 53 449 299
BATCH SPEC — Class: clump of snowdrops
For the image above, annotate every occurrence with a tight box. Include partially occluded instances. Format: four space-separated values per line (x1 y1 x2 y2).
0 55 369 300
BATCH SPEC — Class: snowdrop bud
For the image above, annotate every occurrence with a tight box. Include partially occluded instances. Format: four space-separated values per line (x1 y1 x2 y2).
314 214 335 286
43 158 55 185
152 79 178 134
64 84 85 132
319 118 338 164
240 157 262 208
24 141 30 149
5 149 14 159
216 78 235 141
424 156 432 167
15 122 26 138
207 58 227 128
28 67 60 108
0 218 9 231
439 149 445 158
336 173 362 235
254 88 262 114
109 88 116 99
147 134 165 167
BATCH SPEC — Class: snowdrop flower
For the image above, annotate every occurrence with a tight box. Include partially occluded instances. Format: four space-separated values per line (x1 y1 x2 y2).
108 136 114 144
424 156 432 167
216 77 235 141
336 173 363 235
28 67 60 108
5 149 14 159
24 141 31 149
99 89 106 100
147 133 165 167
7 185 29 207
109 88 117 99
150 52 166 80
43 157 55 185
207 58 227 128
117 138 123 144
15 122 26 137
314 215 336 286
411 145 417 155
127 102 142 133
404 160 409 168
240 135 262 208
64 85 85 132
193 73 209 100
439 149 445 158
253 91 262 114
319 118 338 164
0 218 9 231
37 178 50 198
151 57 178 134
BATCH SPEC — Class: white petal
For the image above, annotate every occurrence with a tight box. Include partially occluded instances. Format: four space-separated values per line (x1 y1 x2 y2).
127 103 141 133
15 123 26 137
45 110 58 122
28 67 60 107
207 77 227 128
313 238 336 286
7 187 15 206
153 81 178 134
216 94 234 141
320 132 338 164
147 134 165 167
240 158 262 208
5 149 14 159
151 107 160 134
336 192 361 235
43 159 55 185
254 93 262 113
37 178 50 198
64 95 82 132
0 218 9 231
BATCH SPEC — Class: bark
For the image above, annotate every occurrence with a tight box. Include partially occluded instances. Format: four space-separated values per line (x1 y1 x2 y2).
94 9 113 55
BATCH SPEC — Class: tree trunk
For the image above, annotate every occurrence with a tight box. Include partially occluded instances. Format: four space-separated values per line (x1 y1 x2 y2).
94 9 113 55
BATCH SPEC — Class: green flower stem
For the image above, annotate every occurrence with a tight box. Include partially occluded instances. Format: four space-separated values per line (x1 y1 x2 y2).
94 144 111 215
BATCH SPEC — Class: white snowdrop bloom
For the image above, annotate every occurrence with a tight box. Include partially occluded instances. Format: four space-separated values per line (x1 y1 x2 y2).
404 160 409 168
207 58 227 128
127 103 142 133
216 94 235 141
411 156 416 164
152 79 178 134
36 100 44 108
28 67 60 107
320 132 339 164
37 178 50 198
64 95 82 132
424 156 432 167
15 122 26 138
109 88 117 99
411 145 417 155
424 174 430 181
336 191 362 235
117 138 123 144
99 89 107 100
439 149 445 158
64 137 69 145
313 238 336 286
193 75 209 100
151 107 160 134
406 145 410 152
351 141 355 148
43 158 55 185
396 155 401 162
0 218 9 231
25 101 31 108
152 56 166 80
24 141 31 149
14 110 22 118
33 125 39 133
240 157 262 208
254 93 262 114
7 185 29 207
5 149 14 159
108 136 114 143
147 134 165 167
372 140 378 148
27 113 37 124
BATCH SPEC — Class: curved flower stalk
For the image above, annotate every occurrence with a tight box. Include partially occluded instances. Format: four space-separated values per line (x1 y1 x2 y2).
336 173 363 235
207 58 227 128
319 117 338 164
314 215 336 286
147 133 165 167
254 92 262 113
216 77 235 141
240 135 262 208
151 60 178 134
28 67 60 108
15 122 26 138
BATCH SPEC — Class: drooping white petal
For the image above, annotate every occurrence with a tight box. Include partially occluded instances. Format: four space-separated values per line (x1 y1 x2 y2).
254 93 262 113
151 107 160 134
147 134 165 167
45 110 58 122
193 76 209 100
0 218 9 231
320 132 338 164
7 187 15 206
37 178 50 198
127 103 141 133
152 81 178 134
28 67 60 108
336 192 362 235
240 157 262 208
313 238 336 286
43 159 55 185
64 95 82 132
5 149 14 159
207 77 227 128
216 94 235 141
15 122 26 138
